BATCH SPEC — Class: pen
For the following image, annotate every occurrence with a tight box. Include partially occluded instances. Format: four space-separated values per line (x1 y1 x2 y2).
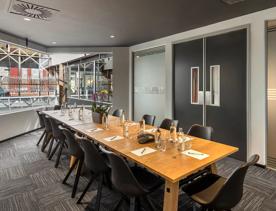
187 152 204 156
110 136 117 140
141 148 146 154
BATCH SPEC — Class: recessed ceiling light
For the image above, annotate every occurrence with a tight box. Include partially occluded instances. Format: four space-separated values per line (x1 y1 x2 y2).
52 41 57 44
110 35 115 39
24 17 31 21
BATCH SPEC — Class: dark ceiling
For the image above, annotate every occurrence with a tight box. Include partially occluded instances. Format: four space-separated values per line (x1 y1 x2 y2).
0 0 276 47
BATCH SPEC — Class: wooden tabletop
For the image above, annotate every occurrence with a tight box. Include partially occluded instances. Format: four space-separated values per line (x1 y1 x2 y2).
44 109 238 183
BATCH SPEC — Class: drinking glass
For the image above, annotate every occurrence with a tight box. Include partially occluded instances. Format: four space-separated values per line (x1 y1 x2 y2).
185 138 192 150
159 138 167 152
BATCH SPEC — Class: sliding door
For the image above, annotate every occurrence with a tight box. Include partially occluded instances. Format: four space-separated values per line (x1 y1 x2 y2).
174 39 204 131
174 29 247 160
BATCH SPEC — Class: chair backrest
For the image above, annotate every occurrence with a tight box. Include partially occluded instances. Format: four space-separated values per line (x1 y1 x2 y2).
187 124 213 140
112 109 123 117
60 128 83 158
100 147 146 196
142 114 156 126
49 118 64 140
54 105 61 110
211 154 259 210
76 136 108 174
43 115 52 133
159 118 178 130
36 111 45 128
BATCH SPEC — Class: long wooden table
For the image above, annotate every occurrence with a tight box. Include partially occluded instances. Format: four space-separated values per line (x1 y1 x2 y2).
43 109 238 211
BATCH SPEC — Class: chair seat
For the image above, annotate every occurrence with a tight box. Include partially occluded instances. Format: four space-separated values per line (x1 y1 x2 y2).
182 173 226 205
131 166 163 192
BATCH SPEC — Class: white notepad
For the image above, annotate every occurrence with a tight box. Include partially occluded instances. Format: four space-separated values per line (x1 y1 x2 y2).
144 128 157 133
104 136 124 142
86 128 103 133
182 149 209 160
128 122 139 126
131 147 156 157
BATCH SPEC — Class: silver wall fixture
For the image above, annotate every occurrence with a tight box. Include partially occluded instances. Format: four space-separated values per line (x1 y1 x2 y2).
8 0 60 21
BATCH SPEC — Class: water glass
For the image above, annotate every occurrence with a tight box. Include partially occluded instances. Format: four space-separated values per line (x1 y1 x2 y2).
185 138 192 150
159 138 167 152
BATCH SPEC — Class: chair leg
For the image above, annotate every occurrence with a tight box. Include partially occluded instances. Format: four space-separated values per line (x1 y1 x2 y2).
77 173 97 204
129 197 136 211
48 141 60 160
36 130 45 146
47 138 55 158
95 174 104 211
63 158 79 184
111 196 124 211
41 133 51 152
55 142 64 168
143 196 156 211
71 158 84 198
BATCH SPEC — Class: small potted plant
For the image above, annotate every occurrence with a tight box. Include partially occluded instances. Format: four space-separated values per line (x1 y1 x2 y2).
91 91 111 124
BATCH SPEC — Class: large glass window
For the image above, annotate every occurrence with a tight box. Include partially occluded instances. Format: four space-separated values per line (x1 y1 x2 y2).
65 54 113 105
0 42 58 114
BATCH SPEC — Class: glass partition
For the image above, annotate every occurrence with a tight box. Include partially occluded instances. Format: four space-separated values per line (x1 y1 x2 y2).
133 47 166 125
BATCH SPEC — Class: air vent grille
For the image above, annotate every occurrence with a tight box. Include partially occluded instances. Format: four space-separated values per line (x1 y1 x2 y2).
221 0 246 5
8 0 60 21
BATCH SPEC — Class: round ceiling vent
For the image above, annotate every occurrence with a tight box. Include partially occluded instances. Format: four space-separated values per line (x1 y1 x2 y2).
8 0 60 21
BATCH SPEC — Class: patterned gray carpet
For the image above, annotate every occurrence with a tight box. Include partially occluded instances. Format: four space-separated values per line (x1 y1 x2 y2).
0 130 275 211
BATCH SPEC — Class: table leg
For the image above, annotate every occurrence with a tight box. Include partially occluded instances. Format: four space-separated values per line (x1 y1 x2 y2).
70 156 77 168
163 180 179 211
210 163 218 174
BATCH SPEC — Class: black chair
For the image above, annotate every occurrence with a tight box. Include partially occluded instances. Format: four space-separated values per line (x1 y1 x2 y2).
179 124 214 187
36 111 46 146
48 118 66 168
41 115 54 153
54 105 61 110
183 154 259 211
187 124 213 140
159 118 178 130
112 109 123 117
76 137 110 210
100 146 162 211
60 128 84 198
142 114 156 126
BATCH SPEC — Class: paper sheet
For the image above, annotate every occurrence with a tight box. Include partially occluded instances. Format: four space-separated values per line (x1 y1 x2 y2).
86 128 103 133
144 128 157 133
182 149 209 160
104 136 124 142
131 147 156 157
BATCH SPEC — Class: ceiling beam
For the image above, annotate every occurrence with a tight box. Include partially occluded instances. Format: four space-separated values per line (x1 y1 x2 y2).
0 30 47 52
46 46 115 53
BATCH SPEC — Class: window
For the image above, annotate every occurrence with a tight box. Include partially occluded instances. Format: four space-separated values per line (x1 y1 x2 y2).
65 54 113 104
0 42 57 114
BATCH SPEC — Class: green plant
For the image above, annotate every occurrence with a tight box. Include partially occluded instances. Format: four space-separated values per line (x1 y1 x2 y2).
91 102 110 115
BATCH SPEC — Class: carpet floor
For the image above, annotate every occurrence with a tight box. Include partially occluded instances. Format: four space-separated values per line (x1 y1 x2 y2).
0 130 275 211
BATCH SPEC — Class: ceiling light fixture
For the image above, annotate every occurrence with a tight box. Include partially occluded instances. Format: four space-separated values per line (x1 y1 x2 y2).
110 35 115 39
24 17 31 21
52 41 57 44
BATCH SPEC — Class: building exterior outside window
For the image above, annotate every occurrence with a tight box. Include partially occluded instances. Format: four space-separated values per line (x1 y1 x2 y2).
0 42 58 114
